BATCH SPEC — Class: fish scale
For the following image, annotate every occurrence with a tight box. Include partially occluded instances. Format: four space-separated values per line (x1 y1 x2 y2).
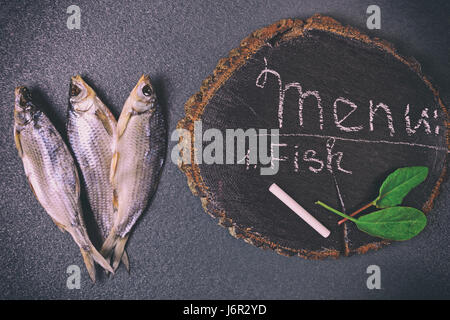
27 118 79 227
116 108 165 237
72 116 113 236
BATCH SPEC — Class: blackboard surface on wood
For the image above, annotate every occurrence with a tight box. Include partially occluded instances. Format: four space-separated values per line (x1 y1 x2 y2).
177 15 448 259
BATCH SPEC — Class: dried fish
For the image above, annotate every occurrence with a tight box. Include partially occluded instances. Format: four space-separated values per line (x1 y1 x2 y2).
66 76 129 270
102 75 166 271
14 86 113 281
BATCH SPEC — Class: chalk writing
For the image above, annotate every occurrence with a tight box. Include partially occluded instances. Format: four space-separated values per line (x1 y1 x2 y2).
405 104 432 135
256 58 441 138
256 58 324 130
326 138 352 174
257 132 448 151
369 100 395 136
242 138 352 175
303 149 324 173
333 97 363 132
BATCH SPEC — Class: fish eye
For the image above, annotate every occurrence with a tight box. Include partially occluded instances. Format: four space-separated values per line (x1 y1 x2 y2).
19 89 32 107
20 87 29 96
142 85 153 97
70 83 81 97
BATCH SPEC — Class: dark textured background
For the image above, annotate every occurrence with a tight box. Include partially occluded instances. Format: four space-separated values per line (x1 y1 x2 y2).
0 0 448 299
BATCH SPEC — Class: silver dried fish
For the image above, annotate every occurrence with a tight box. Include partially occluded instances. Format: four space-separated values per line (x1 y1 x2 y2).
14 86 113 282
66 75 129 270
102 75 166 271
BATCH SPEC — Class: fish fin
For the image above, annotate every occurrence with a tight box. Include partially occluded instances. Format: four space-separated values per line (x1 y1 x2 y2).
100 228 118 260
72 165 81 198
26 176 38 199
95 108 113 136
117 111 132 138
110 152 119 184
112 235 129 271
103 251 128 275
52 219 66 233
112 190 118 210
14 129 23 158
90 245 114 274
121 249 130 273
80 248 96 283
104 254 112 276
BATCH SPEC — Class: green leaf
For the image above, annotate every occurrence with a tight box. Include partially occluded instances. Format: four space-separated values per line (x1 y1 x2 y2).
374 166 428 208
315 201 427 241
356 207 427 241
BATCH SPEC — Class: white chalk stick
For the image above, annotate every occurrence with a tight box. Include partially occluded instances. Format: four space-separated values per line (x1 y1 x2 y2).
269 183 331 238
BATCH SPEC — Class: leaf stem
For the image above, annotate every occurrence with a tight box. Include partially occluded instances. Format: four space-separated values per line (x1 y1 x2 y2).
338 202 374 225
315 201 358 223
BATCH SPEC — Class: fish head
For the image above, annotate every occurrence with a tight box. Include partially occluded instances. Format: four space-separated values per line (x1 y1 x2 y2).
69 75 95 112
131 75 157 113
14 86 39 126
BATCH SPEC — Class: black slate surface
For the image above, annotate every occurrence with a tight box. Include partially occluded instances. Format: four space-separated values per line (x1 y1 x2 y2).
0 0 449 299
198 27 447 255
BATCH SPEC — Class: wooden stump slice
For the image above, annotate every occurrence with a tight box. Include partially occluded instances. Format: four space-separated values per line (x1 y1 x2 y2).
177 15 448 259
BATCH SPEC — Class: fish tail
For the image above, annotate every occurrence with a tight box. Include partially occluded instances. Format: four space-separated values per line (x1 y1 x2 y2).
122 249 130 273
90 244 115 274
70 227 114 281
100 229 130 272
80 248 96 282
80 244 114 283
112 235 129 271
104 250 128 275
104 254 112 277
100 228 118 260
